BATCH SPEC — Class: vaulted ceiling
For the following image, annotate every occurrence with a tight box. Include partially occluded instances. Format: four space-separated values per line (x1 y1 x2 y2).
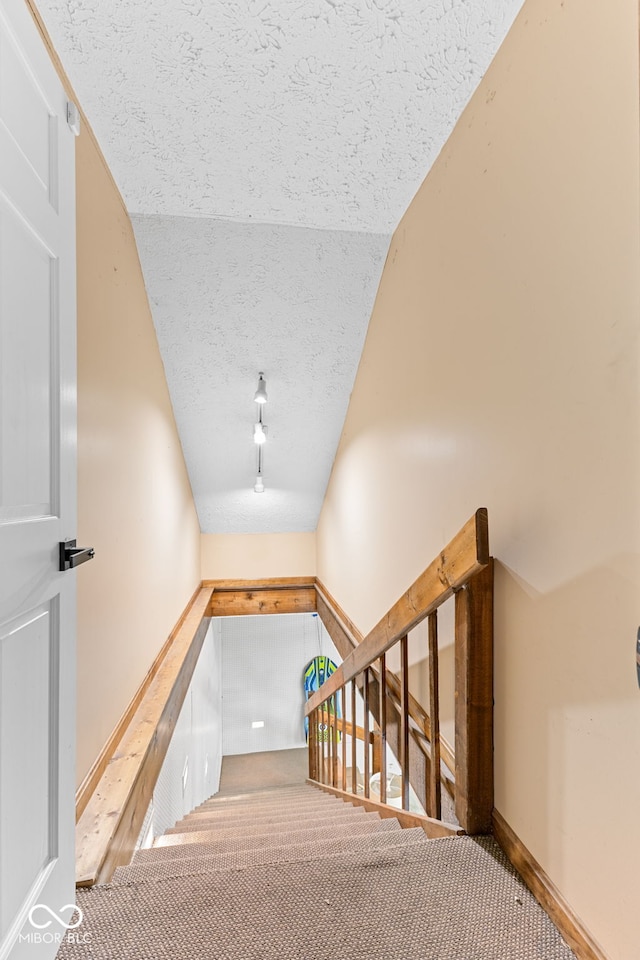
37 0 524 533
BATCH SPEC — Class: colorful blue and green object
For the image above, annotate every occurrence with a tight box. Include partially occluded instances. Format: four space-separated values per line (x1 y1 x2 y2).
304 655 341 742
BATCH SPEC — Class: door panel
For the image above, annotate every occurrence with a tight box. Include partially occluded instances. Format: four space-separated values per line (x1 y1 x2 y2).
0 24 53 198
0 2 77 958
0 201 56 520
0 603 59 942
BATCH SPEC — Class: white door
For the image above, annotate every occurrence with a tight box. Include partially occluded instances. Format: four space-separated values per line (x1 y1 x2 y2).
0 1 78 957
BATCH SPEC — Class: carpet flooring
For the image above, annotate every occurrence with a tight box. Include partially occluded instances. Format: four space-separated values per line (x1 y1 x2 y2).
59 774 577 959
214 749 308 795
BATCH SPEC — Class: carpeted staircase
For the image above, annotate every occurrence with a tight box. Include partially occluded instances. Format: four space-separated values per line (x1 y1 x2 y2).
60 783 577 959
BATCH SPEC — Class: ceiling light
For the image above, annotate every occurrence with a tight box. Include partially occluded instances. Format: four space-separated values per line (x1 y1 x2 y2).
254 475 265 494
254 373 267 404
253 422 267 444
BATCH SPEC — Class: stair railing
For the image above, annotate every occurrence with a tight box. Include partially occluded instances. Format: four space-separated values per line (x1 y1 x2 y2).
314 583 458 815
305 508 493 836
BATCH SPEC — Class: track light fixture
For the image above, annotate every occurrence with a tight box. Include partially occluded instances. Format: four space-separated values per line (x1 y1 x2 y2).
254 445 265 493
254 373 268 404
253 395 267 445
252 374 268 492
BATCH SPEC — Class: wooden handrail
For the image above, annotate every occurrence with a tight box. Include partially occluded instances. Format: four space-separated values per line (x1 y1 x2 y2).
75 586 213 886
75 582 205 822
306 508 489 714
316 581 457 815
306 509 493 835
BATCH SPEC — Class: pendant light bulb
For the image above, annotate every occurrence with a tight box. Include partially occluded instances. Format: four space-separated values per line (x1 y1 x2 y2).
254 475 265 493
253 422 268 444
254 373 267 404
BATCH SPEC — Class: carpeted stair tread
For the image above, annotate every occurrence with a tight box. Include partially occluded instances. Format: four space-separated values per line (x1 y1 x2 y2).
59 837 576 960
171 808 357 831
153 814 400 850
177 796 359 820
193 795 342 817
175 804 349 828
113 828 431 885
190 796 345 819
198 784 334 800
196 785 321 806
167 805 367 833
137 815 401 861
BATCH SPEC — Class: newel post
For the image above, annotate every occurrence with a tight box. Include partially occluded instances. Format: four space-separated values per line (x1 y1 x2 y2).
454 558 494 834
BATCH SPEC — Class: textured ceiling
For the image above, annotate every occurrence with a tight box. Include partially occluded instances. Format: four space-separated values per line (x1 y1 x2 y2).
132 215 388 532
36 0 524 533
37 0 523 232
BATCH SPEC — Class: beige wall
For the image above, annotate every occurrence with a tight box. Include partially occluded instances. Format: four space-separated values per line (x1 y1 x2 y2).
317 1 640 957
201 532 316 580
74 129 201 787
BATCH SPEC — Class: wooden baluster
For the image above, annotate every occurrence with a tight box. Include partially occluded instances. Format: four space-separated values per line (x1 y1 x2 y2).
327 700 333 787
328 700 334 786
317 704 321 783
325 701 330 785
428 611 442 819
328 700 332 787
321 702 327 784
351 679 357 794
400 634 410 811
363 669 370 798
340 685 346 791
372 728 381 776
309 708 316 781
379 652 387 805
331 697 338 787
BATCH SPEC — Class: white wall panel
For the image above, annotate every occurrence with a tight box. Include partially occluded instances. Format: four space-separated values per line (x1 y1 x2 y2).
221 613 340 756
143 619 223 842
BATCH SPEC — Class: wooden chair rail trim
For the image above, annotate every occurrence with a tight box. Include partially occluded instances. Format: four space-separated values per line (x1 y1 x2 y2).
331 716 374 743
208 587 316 618
204 576 317 592
385 669 430 738
409 719 456 780
379 667 456 779
492 811 608 960
307 779 464 839
306 508 489 714
205 578 317 618
314 580 364 647
409 732 456 802
75 586 214 887
75 582 204 822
